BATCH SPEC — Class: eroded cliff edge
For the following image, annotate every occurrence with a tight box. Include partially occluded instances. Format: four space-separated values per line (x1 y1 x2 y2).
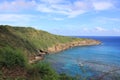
47 39 101 53
30 39 101 63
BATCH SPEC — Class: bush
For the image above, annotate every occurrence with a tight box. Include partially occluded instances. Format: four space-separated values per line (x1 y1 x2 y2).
59 73 79 80
0 47 28 68
27 62 59 80
0 46 80 80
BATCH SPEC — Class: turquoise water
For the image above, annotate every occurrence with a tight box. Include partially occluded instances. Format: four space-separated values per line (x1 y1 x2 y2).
44 36 120 79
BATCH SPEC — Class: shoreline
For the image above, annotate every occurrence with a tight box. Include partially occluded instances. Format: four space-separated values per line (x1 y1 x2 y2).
29 39 101 63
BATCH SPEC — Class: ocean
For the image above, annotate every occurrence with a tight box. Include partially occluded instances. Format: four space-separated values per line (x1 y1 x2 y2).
44 36 120 79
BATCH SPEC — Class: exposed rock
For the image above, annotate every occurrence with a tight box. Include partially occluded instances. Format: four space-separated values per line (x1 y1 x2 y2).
29 39 101 63
29 56 44 64
47 39 101 53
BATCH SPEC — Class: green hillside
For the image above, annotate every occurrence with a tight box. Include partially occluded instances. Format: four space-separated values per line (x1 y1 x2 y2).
0 25 100 80
0 25 85 80
0 25 84 58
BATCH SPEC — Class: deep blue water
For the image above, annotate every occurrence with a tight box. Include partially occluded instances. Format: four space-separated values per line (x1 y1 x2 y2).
44 36 120 79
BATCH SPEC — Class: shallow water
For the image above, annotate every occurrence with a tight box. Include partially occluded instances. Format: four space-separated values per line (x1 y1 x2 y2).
44 36 120 79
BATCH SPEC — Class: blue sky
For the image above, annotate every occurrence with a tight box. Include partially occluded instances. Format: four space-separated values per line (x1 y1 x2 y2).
0 0 120 36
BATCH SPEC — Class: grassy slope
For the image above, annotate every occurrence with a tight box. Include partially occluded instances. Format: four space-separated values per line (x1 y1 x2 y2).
0 25 82 80
0 25 85 58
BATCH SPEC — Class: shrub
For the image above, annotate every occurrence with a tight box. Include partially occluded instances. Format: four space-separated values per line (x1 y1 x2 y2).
59 73 78 80
27 62 59 80
0 47 28 68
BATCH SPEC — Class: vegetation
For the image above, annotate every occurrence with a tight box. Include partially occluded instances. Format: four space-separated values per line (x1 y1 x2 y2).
0 47 27 79
0 25 84 80
0 47 28 68
0 25 85 59
59 73 79 80
0 47 78 80
27 62 59 80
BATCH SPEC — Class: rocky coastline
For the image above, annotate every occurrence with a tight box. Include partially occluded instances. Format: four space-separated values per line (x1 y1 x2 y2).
47 39 101 53
29 39 101 63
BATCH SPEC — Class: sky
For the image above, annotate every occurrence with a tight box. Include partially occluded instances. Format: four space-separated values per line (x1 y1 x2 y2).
0 0 120 36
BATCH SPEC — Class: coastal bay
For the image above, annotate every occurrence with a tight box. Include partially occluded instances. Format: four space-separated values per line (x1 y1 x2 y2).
44 36 120 80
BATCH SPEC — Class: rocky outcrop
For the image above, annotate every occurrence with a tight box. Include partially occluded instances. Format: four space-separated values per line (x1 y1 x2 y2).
29 49 48 64
47 39 101 53
29 39 101 63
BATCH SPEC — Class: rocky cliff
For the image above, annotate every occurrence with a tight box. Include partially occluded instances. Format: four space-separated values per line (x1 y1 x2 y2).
47 39 101 53
30 39 101 63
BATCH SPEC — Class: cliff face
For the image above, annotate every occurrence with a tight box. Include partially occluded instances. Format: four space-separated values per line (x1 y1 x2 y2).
47 39 101 53
29 39 101 63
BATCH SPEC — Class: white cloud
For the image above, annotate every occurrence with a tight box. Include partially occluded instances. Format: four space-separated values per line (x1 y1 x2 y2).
73 1 91 10
36 2 71 16
82 27 120 33
108 18 120 22
67 1 89 18
37 4 53 13
92 17 120 25
40 0 65 4
113 28 120 32
36 0 117 18
0 14 35 22
0 0 36 12
53 17 64 21
93 1 114 11
67 10 86 18
37 0 91 18
0 0 117 18
95 27 107 32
